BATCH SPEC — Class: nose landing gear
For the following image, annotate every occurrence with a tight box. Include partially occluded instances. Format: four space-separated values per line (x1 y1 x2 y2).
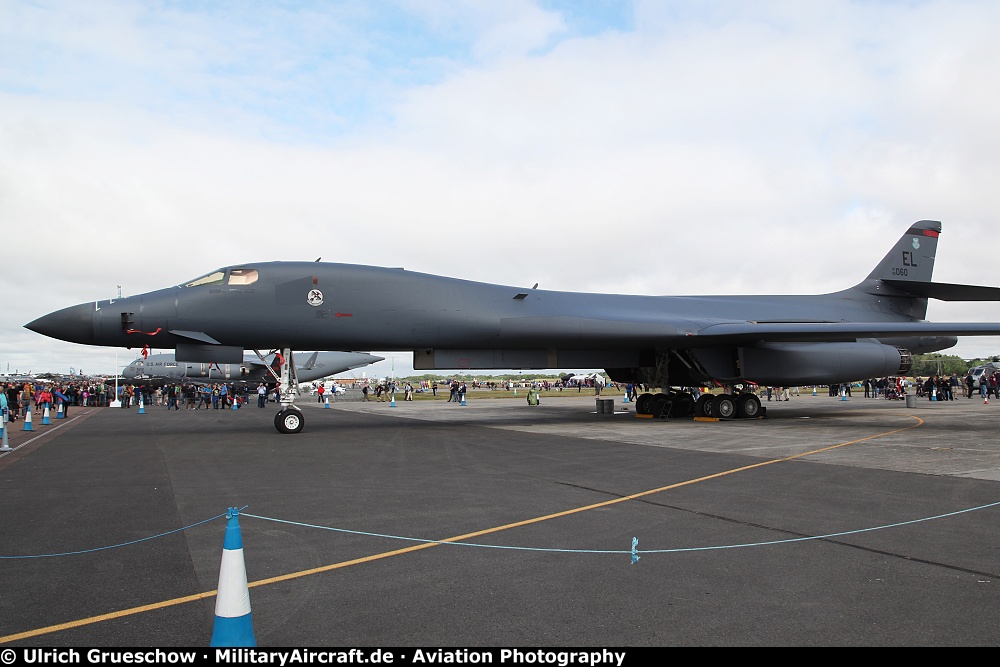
256 347 305 434
275 407 304 434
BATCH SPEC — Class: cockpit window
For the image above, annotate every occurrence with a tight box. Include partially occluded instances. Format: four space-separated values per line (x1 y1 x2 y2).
228 268 259 285
183 270 225 287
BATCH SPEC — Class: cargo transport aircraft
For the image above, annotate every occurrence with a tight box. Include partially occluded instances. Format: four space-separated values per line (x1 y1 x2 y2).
122 350 382 386
25 220 1000 433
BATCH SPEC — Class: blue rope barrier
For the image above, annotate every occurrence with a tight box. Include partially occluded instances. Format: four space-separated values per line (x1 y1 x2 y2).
3 501 995 562
0 507 246 559
243 500 1000 560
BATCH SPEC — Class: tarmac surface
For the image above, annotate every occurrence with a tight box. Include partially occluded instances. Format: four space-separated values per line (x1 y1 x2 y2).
1 391 998 647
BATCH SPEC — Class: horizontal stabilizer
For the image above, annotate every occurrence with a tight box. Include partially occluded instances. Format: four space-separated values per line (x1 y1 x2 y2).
881 280 1000 301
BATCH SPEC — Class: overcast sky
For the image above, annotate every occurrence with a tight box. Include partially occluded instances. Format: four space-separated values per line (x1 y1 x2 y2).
3 0 999 380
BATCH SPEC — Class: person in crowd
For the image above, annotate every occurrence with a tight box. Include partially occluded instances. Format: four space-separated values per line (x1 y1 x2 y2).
925 375 937 401
5 382 20 421
948 374 959 401
38 385 53 413
54 385 70 416
22 383 33 414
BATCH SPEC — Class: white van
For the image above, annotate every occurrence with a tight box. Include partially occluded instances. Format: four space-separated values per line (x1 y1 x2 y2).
969 363 1000 389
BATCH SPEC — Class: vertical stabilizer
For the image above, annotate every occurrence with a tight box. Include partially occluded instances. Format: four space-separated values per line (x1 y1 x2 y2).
848 220 941 320
865 220 941 283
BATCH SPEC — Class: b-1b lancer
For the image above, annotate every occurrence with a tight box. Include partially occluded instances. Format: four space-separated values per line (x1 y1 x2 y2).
122 350 382 386
25 220 1000 432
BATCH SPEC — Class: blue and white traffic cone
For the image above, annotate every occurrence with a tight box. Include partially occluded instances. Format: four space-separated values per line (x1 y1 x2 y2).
1 412 11 452
460 394 467 406
42 406 51 425
324 396 330 409
231 399 239 410
812 386 818 396
138 398 145 414
390 394 396 407
22 407 33 431
840 387 848 401
210 508 256 647
56 402 64 419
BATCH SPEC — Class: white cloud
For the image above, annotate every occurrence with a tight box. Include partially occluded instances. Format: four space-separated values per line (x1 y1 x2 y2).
3 0 1000 376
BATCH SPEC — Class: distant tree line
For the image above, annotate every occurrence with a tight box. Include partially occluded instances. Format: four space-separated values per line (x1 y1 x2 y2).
911 354 999 378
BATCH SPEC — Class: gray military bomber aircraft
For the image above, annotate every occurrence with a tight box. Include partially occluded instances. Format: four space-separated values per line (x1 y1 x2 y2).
25 220 1000 433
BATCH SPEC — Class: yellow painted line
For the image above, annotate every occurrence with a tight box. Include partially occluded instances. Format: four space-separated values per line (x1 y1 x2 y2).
0 414 923 644
0 591 218 644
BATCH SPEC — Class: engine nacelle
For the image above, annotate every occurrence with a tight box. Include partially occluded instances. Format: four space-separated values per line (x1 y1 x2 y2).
729 341 911 386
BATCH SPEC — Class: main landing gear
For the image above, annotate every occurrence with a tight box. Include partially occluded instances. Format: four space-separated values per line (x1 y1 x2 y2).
634 390 696 419
634 388 764 420
255 347 305 434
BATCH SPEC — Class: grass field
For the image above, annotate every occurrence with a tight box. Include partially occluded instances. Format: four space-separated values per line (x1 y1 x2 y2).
339 384 839 403
353 385 627 402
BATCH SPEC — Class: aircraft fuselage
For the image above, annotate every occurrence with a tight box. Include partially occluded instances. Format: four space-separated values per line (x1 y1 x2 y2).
31 262 961 384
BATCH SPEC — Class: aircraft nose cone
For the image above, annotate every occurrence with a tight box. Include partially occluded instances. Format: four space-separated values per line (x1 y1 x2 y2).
25 302 95 345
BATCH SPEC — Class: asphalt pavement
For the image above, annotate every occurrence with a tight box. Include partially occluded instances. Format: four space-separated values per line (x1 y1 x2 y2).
1 391 998 646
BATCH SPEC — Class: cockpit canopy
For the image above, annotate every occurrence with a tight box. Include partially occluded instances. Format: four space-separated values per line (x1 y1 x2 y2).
182 268 258 288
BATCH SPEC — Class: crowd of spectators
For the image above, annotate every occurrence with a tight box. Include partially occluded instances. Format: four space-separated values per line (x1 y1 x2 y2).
0 379 258 418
